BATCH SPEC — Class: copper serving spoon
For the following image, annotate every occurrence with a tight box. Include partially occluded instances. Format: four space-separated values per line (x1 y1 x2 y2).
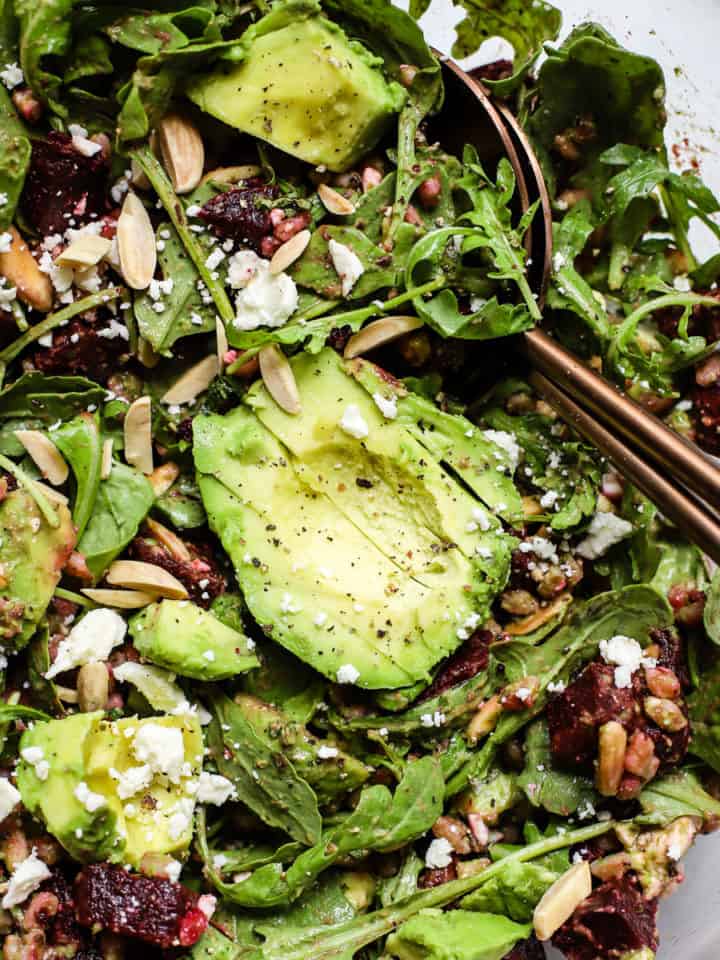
436 55 720 561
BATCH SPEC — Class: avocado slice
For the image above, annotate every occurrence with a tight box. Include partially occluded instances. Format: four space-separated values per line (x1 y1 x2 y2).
130 599 259 680
187 4 405 172
16 713 203 866
194 349 515 690
0 488 76 649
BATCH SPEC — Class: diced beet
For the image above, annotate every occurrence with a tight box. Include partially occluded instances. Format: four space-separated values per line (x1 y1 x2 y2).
129 536 226 608
198 180 279 251
546 662 641 768
22 132 109 235
32 315 127 383
418 630 492 702
417 860 457 889
552 876 658 960
503 934 546 960
74 864 210 948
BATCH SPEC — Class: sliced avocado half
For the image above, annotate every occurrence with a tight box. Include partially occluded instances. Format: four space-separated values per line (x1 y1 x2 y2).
186 3 405 171
194 349 516 690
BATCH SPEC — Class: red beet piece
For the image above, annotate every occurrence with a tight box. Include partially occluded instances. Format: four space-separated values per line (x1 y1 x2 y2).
503 935 546 960
418 629 492 702
32 315 127 383
130 535 226 608
198 180 279 250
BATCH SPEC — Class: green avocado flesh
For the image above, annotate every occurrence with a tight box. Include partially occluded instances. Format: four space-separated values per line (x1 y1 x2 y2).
16 713 203 866
187 12 406 171
194 349 514 690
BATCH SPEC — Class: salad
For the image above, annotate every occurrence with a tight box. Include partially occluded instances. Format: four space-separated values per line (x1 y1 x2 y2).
0 0 719 958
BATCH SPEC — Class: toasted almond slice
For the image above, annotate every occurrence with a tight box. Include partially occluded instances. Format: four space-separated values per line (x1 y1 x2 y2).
117 192 156 290
55 235 111 268
106 560 188 599
259 344 301 415
33 481 69 505
161 355 218 406
137 337 160 369
505 593 571 635
533 861 592 941
101 438 114 480
145 517 192 562
14 430 69 486
344 315 423 358
55 685 79 704
200 164 262 185
149 461 180 497
216 317 229 371
82 588 156 609
0 226 52 312
318 183 355 216
124 396 153 475
270 229 311 275
130 158 152 190
158 112 205 194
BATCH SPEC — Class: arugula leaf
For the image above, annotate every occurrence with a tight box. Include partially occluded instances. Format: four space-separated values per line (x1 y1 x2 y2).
14 0 73 113
290 226 399 302
386 909 532 960
636 769 720 826
77 460 154 579
0 374 106 426
517 721 595 817
0 84 30 233
53 414 102 540
704 568 720 646
688 653 720 773
379 850 423 907
206 692 322 846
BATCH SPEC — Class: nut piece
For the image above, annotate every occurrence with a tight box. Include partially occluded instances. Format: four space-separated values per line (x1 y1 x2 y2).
13 430 69 486
259 344 301 415
55 235 111 268
106 560 188 600
117 192 157 290
200 164 262 185
161 355 218 405
81 588 155 609
101 438 114 480
137 337 159 368
124 396 153 475
77 662 109 713
216 317 229 371
318 183 356 216
149 462 179 497
597 720 628 796
533 861 592 941
644 666 681 700
144 517 191 562
505 594 571 636
0 226 53 311
500 588 538 617
269 229 311 275
344 316 423 358
466 695 502 744
624 730 659 781
644 696 688 732
158 112 204 194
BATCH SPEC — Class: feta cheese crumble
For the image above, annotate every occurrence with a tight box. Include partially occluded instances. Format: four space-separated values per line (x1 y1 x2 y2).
0 777 21 821
328 239 364 297
0 62 23 90
372 392 398 419
45 608 126 679
316 745 339 759
0 231 12 253
424 837 454 869
420 711 446 728
483 429 520 471
132 724 185 783
227 250 298 331
576 511 634 560
599 634 655 689
2 849 51 909
339 404 369 439
20 746 49 781
336 663 360 684
109 764 153 800
74 781 106 813
196 771 236 805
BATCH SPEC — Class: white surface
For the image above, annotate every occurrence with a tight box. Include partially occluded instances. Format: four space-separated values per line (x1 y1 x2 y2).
411 2 720 957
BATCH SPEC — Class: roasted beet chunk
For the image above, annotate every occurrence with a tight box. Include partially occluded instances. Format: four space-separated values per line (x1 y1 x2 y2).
130 533 226 608
691 380 720 454
75 864 213 948
418 629 492 702
547 662 640 768
552 876 658 960
503 934 546 960
22 132 109 235
198 180 279 250
31 314 127 382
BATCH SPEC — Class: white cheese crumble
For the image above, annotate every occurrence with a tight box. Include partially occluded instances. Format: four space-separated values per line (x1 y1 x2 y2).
0 62 23 90
20 746 49 781
467 506 491 532
424 837 454 869
518 536 559 564
227 250 298 331
599 634 655 689
372 392 397 419
547 680 566 694
576 511 634 560
336 663 360 684
420 711 446 728
132 724 185 783
483 429 520 471
328 239 364 297
667 841 683 861
456 611 482 641
0 231 12 252
0 777 21 821
167 798 195 841
314 611 328 627
74 781 106 813
196 772 236 805
163 859 183 883
339 404 369 439
109 764 153 800
2 849 51 909
45 608 127 679
316 745 339 759
540 490 559 509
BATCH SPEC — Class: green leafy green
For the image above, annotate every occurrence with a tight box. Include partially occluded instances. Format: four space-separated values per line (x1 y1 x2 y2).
14 0 73 113
636 770 720 826
385 909 532 960
704 568 720 646
688 654 720 773
0 374 105 426
0 84 30 232
53 414 102 539
461 859 561 924
517 721 596 817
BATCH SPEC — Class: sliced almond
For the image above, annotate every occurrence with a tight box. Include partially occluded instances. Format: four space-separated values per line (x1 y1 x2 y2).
130 158 152 191
106 560 188 599
200 164 262 185
55 685 79 704
82 588 155 609
14 430 69 486
216 317 229 371
158 112 205 195
0 226 52 312
77 662 109 713
259 344 301 415
505 593 571 636
137 337 160 369
55 235 111 268
145 517 191 562
124 396 153 475
344 316 423 358
101 438 114 480
149 461 180 497
161 355 218 405
270 229 311 275
533 861 592 941
318 183 355 216
117 192 157 290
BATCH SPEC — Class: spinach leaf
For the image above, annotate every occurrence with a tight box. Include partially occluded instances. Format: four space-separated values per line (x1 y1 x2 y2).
133 222 216 354
704 568 720 646
154 472 207 529
635 769 720 826
0 85 30 233
517 721 595 817
14 0 73 113
0 373 105 425
206 692 322 846
53 414 102 540
77 460 154 579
